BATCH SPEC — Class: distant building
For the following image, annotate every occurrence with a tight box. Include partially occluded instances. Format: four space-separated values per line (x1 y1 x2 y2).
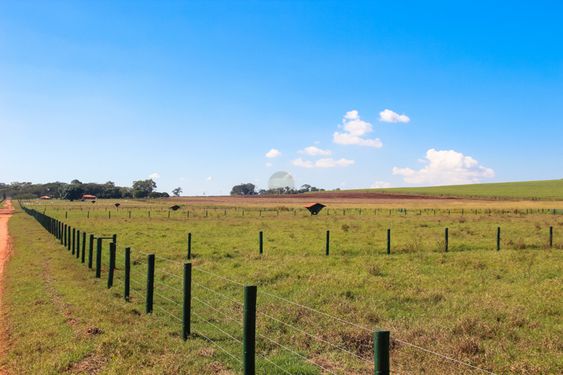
39 195 51 200
82 194 97 200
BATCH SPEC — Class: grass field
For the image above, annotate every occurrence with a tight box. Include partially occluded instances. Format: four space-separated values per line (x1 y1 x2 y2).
3 198 563 374
347 179 563 201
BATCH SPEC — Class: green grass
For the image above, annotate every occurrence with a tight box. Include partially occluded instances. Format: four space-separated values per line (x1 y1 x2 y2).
0 210 255 374
346 179 563 200
4 201 563 374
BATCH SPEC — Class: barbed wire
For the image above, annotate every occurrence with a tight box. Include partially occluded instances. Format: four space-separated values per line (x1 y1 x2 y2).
192 328 243 365
192 281 243 307
192 310 242 344
256 331 339 375
257 309 371 363
192 296 243 326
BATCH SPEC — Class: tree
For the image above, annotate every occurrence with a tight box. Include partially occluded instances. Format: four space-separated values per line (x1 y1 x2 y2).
132 179 157 198
230 183 256 196
172 187 183 197
63 184 84 200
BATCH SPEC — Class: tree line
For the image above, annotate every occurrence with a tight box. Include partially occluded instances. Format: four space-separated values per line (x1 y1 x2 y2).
230 183 324 196
0 179 170 199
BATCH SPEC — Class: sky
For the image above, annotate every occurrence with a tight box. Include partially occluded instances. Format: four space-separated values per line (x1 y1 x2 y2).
1 1 562 195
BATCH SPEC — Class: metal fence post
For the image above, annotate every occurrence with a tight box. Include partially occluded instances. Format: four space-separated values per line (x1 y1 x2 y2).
374 330 390 375
81 232 86 263
72 228 76 255
108 242 116 288
183 262 192 340
445 227 449 252
497 227 501 251
549 226 553 248
96 238 102 278
88 234 94 269
243 285 257 375
76 230 80 259
124 247 131 301
259 231 263 255
326 230 330 256
146 254 155 314
387 229 391 255
187 233 192 260
67 226 71 251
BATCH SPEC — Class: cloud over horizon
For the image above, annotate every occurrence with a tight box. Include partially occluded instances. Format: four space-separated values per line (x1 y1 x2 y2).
292 157 355 168
333 110 383 148
392 148 494 185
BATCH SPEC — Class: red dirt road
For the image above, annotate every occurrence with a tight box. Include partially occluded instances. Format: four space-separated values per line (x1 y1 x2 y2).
0 200 14 374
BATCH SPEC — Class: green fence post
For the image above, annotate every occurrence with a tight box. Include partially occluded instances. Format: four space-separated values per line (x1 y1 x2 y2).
146 254 155 314
183 262 192 340
95 238 102 278
374 330 390 375
326 230 330 256
243 285 257 375
549 226 553 248
497 227 501 251
108 242 116 288
187 233 192 260
88 234 94 269
81 232 86 263
76 229 80 258
445 227 449 252
73 228 77 255
67 226 71 251
124 247 131 301
387 229 391 255
259 231 263 255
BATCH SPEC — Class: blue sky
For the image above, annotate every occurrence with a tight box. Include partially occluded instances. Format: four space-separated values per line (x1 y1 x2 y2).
1 1 562 195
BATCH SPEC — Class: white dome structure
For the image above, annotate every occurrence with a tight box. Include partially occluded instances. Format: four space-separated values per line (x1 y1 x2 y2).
268 171 295 190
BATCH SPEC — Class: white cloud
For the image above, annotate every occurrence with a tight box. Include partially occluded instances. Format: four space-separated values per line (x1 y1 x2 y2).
265 148 282 158
379 109 410 123
148 172 160 180
300 146 332 156
371 181 392 188
292 157 355 169
206 176 213 181
392 148 495 185
265 162 273 167
333 110 383 148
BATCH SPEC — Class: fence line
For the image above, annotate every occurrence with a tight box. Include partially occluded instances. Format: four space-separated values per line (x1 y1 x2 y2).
21 201 509 374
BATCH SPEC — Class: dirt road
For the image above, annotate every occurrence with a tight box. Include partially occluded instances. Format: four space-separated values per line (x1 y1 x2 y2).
0 199 14 374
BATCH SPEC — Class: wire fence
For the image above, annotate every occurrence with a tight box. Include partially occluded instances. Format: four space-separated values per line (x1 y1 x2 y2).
22 202 510 374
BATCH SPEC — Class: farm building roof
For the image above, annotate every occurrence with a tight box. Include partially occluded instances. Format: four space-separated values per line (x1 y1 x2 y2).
39 195 51 199
304 202 326 215
304 202 326 208
82 194 97 199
